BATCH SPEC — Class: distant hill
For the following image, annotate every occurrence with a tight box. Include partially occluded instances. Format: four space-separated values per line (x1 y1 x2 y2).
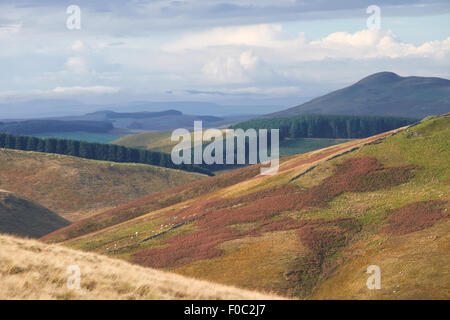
45 115 450 299
55 109 244 131
267 72 450 119
0 190 70 238
0 148 206 221
0 234 280 299
0 99 283 119
1 109 253 134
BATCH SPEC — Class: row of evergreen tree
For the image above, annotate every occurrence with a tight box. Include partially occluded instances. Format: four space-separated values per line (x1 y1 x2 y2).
230 114 417 139
0 132 213 176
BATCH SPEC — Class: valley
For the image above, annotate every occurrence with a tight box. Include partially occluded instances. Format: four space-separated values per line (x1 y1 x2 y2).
0 148 206 221
1 1 449 304
42 114 450 299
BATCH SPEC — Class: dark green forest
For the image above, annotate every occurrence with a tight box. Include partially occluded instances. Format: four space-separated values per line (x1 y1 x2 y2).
230 114 418 139
0 120 113 135
0 132 213 176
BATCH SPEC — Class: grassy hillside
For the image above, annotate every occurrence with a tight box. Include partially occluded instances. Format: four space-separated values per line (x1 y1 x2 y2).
112 131 180 153
0 234 281 299
0 148 206 221
42 164 264 242
268 72 450 119
0 190 70 238
45 115 449 299
112 130 351 158
278 138 350 156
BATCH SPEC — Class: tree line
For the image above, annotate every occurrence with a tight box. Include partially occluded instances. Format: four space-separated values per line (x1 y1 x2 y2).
0 132 213 176
230 114 417 140
0 120 113 135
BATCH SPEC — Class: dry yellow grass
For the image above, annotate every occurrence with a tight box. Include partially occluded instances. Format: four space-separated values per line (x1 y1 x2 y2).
0 234 283 300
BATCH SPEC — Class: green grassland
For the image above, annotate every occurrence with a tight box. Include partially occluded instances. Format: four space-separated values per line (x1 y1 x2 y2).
112 131 178 153
112 130 351 157
52 115 449 299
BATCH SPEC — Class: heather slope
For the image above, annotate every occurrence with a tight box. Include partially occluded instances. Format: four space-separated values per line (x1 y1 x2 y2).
49 115 449 299
0 234 281 300
42 164 264 242
0 148 206 221
0 190 70 238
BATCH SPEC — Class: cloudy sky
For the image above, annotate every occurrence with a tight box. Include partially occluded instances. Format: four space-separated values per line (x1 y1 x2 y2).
1 0 449 111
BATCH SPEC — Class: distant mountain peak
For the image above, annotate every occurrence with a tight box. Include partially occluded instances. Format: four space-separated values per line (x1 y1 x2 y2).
266 72 450 119
356 71 402 84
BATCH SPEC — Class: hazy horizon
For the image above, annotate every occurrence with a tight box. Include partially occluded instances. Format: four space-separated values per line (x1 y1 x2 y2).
1 0 449 117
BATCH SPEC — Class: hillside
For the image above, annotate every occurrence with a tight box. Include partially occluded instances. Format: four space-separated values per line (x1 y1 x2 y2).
0 148 206 221
45 114 450 299
112 131 186 153
0 132 212 175
232 114 416 139
0 234 280 299
0 190 70 238
112 130 352 159
267 72 450 119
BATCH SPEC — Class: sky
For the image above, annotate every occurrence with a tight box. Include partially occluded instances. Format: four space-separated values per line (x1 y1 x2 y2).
0 0 449 113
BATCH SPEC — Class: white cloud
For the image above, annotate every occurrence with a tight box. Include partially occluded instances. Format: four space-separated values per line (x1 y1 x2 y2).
52 86 120 95
309 29 450 60
227 86 301 95
166 24 450 62
202 51 261 83
0 23 21 38
65 57 88 74
164 24 305 51
71 40 84 51
1 1 449 106
0 86 120 101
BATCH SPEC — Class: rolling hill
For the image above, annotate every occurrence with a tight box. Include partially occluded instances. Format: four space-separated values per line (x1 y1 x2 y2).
0 234 280 299
112 129 352 160
0 190 70 238
0 148 207 221
267 72 450 119
55 109 250 131
43 114 449 299
112 131 189 153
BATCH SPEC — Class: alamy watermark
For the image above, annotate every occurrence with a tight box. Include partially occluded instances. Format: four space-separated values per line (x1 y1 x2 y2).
366 5 381 30
66 265 81 290
66 5 81 30
171 121 279 175
366 265 381 290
